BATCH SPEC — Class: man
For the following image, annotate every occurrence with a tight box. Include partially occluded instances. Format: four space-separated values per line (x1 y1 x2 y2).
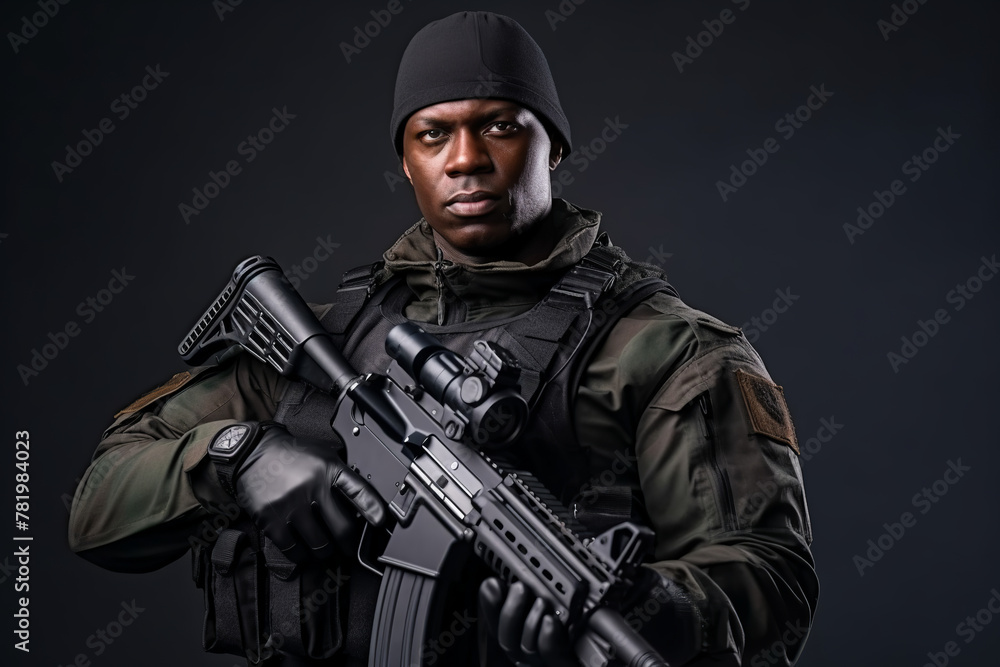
69 11 818 666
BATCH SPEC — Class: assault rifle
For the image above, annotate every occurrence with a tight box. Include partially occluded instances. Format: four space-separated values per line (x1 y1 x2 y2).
179 255 667 667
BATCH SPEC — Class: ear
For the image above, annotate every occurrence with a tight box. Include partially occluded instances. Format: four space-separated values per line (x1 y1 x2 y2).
401 156 412 182
548 142 563 170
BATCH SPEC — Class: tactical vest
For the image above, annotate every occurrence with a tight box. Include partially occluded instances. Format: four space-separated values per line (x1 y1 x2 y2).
193 235 678 666
280 234 676 510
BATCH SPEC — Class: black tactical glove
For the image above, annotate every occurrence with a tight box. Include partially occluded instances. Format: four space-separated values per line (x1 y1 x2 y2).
478 566 703 666
479 578 576 667
212 421 387 563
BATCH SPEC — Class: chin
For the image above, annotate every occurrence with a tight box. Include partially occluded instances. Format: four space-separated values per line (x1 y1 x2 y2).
454 230 510 253
444 209 511 233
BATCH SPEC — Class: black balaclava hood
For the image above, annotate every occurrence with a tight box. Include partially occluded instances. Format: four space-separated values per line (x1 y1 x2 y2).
390 11 572 156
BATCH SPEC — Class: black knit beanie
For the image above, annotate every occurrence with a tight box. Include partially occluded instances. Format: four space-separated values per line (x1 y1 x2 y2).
390 11 571 156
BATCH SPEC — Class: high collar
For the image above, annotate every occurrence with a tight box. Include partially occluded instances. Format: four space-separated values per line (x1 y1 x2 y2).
377 198 602 324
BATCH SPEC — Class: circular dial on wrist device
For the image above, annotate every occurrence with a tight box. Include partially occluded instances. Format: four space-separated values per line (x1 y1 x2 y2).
211 424 252 459
209 421 271 495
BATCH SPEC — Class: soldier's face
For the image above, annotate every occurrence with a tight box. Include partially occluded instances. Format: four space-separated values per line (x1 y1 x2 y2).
401 99 562 262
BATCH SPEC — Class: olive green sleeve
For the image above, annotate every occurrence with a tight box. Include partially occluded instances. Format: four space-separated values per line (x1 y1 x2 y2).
636 337 817 665
68 352 288 573
577 294 818 665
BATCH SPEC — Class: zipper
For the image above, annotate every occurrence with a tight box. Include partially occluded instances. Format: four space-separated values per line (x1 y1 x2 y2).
434 247 447 326
699 393 737 532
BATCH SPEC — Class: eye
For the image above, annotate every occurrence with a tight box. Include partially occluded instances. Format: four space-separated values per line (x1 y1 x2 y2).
419 129 446 142
488 121 519 134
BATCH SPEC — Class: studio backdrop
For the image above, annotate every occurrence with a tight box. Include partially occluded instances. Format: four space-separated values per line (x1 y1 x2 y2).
3 1 999 666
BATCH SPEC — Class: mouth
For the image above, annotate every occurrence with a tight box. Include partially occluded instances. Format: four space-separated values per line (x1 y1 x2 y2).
445 191 501 217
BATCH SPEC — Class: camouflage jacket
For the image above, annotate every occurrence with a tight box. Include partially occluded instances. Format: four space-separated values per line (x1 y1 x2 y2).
69 198 818 665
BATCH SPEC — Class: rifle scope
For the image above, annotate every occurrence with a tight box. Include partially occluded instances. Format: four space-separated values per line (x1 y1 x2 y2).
386 322 528 448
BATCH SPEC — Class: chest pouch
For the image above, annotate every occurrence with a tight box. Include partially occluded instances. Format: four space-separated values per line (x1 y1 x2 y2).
190 514 346 666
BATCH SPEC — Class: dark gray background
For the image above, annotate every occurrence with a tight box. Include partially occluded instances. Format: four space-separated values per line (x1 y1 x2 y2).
4 1 999 665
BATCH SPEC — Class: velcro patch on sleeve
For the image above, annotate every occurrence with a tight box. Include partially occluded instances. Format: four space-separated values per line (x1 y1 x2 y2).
114 371 193 418
734 369 799 454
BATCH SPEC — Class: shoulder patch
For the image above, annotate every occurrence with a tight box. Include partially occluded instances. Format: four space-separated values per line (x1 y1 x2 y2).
114 371 193 418
734 369 799 454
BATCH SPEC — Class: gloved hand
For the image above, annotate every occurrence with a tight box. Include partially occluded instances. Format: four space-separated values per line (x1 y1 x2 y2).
478 578 577 667
229 423 387 563
479 567 703 666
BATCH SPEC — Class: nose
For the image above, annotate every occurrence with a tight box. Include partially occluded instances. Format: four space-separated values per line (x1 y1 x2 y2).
445 128 493 176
